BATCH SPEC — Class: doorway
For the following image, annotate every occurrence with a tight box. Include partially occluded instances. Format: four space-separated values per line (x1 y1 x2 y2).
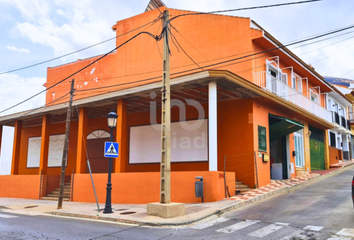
270 136 290 180
86 130 110 173
269 114 304 179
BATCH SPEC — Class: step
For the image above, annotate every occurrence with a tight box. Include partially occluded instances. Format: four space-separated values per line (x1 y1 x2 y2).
47 193 70 198
54 186 71 191
236 188 252 192
42 197 70 201
51 190 71 194
236 185 250 189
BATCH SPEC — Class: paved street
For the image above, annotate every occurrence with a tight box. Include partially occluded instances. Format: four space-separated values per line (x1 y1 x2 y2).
0 166 353 239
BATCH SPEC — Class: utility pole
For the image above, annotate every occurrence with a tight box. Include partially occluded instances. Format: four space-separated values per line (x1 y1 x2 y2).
58 79 75 209
160 9 171 204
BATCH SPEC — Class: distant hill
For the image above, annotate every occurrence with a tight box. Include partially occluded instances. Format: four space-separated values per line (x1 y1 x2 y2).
324 76 354 87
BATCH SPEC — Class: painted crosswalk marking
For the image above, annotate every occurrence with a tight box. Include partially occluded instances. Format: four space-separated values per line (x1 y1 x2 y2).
275 222 290 226
281 229 304 240
337 228 354 237
190 217 229 229
0 213 18 218
303 225 323 231
248 224 283 238
216 220 259 234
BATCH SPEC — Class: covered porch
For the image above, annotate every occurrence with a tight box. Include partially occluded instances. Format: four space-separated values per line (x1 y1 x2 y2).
0 70 263 203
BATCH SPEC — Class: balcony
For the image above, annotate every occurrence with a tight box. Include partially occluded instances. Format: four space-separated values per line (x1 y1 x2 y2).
253 72 332 123
349 112 354 123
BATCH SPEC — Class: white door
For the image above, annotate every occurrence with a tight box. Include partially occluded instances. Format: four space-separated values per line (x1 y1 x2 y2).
294 130 305 168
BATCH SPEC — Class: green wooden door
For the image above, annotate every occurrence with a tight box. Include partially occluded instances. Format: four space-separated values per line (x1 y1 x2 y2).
310 139 325 170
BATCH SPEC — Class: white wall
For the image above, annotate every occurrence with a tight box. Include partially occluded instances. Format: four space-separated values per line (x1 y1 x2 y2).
129 119 208 164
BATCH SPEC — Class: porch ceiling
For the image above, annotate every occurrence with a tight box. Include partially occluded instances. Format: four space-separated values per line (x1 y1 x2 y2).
1 72 260 128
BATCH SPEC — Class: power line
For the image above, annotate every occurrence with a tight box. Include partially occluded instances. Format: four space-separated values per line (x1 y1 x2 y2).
169 26 204 70
169 0 322 22
5 15 354 114
0 31 160 114
0 91 71 126
0 15 162 76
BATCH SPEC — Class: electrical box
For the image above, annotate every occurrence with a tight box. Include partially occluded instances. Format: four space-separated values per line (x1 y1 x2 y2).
262 153 269 162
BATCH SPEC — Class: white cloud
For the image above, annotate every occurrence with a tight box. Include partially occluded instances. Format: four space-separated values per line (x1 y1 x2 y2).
0 73 46 116
6 45 30 53
7 0 118 62
0 73 45 175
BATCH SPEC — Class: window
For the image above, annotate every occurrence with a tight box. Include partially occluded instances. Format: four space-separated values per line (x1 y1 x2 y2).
292 74 302 93
330 132 336 147
311 92 319 104
268 66 278 78
258 126 267 151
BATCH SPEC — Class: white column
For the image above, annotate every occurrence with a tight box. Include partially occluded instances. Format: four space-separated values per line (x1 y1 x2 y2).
209 81 218 171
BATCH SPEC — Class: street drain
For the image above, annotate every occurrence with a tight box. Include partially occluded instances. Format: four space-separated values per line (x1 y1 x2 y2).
115 209 128 211
24 205 38 209
120 211 136 215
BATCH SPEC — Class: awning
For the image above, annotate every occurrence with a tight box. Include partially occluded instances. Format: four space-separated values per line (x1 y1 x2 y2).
269 114 304 141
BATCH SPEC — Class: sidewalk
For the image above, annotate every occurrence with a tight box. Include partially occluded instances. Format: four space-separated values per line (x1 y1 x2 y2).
1 161 353 227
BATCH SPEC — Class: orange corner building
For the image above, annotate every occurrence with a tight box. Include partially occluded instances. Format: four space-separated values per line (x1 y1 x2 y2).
0 1 352 204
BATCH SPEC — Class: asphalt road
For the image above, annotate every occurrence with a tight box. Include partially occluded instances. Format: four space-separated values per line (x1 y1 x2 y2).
0 166 353 240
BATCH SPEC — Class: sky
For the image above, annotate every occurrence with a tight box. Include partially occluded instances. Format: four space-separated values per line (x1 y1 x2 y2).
1 0 354 174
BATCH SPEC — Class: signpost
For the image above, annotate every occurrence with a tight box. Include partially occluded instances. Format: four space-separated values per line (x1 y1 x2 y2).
104 142 119 158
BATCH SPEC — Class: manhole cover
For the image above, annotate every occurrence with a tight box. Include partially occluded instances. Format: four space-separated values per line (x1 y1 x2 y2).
120 211 136 215
115 209 128 211
24 205 38 209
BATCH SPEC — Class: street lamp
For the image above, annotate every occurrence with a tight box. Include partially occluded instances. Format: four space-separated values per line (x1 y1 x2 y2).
103 111 118 214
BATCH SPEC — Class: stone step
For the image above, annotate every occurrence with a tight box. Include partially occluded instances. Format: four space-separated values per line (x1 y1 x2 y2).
237 188 252 192
51 190 71 194
236 184 250 189
42 197 70 201
47 193 70 197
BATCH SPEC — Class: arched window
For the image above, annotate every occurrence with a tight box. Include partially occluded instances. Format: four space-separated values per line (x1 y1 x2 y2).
87 130 110 140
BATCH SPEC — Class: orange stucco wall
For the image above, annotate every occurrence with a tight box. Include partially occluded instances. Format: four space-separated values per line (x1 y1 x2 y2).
0 175 40 199
217 99 256 188
73 171 235 204
329 146 340 166
253 97 297 187
46 8 261 105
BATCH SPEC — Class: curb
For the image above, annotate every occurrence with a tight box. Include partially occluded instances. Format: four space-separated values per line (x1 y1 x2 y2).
48 174 323 227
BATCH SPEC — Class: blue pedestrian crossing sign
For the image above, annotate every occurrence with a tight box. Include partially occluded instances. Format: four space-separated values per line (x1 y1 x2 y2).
104 142 119 158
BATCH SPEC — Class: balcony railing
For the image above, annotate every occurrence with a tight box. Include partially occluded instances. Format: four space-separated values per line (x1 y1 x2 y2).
253 71 332 123
332 111 340 125
341 116 346 128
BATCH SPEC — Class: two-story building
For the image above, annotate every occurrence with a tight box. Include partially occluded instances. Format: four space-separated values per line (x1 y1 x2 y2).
0 1 345 204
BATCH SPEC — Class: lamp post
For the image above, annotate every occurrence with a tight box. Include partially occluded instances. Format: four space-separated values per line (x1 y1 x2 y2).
103 111 118 214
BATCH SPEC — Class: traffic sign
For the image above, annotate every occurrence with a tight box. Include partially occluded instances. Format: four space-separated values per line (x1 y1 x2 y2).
104 142 119 158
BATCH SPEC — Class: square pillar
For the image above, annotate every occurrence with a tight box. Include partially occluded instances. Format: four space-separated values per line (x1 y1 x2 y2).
0 125 2 158
324 130 330 170
114 99 127 173
11 120 22 175
208 81 218 171
39 115 50 175
76 108 88 173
